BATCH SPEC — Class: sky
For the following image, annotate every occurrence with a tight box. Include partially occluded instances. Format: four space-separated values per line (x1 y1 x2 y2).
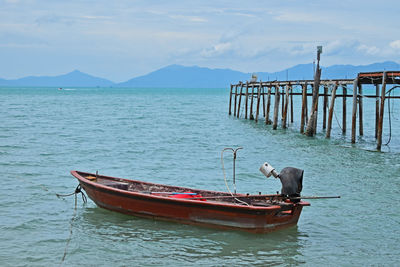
1 0 400 82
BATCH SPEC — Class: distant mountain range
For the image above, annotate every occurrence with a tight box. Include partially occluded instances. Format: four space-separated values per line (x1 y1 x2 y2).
1 61 399 88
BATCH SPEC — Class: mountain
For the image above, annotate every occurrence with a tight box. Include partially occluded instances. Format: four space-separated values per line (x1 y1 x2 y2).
117 64 249 88
118 61 400 88
0 70 114 87
1 61 399 88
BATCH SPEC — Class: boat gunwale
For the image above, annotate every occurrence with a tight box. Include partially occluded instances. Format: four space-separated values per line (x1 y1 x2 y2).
71 170 309 211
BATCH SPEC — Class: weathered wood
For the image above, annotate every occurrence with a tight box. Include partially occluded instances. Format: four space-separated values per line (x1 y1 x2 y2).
313 85 319 135
282 85 289 128
245 82 249 119
290 85 294 123
377 72 387 150
233 84 238 117
305 85 308 124
250 85 254 120
375 84 380 138
359 84 363 136
237 83 243 118
262 85 266 117
266 86 272 125
306 75 321 136
300 83 307 133
323 85 328 129
229 84 233 115
272 85 280 130
281 86 285 121
342 85 347 134
255 85 262 123
326 82 338 138
351 77 358 143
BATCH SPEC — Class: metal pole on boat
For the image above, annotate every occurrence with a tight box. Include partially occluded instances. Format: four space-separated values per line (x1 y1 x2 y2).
232 147 242 194
222 147 243 194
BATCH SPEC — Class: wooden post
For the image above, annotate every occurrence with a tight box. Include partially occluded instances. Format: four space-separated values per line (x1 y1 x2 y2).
326 82 338 138
359 84 363 136
255 84 262 123
245 82 249 119
375 84 380 138
237 83 243 118
342 85 347 134
351 77 359 143
313 85 319 135
229 84 233 115
233 84 238 117
377 72 387 150
323 85 328 130
250 85 254 120
281 85 285 122
305 84 308 124
272 85 280 130
262 85 266 117
266 86 272 125
300 83 307 133
290 85 294 123
282 84 289 128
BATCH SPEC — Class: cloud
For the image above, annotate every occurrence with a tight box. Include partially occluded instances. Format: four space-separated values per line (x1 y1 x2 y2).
390 40 400 49
357 44 380 55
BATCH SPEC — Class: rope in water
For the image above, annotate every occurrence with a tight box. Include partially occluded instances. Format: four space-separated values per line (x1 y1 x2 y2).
57 185 87 266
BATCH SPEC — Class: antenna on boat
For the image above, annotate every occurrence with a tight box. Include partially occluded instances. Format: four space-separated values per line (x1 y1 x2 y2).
221 147 243 194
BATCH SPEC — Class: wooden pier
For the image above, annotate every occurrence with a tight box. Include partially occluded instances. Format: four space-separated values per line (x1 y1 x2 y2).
228 71 400 150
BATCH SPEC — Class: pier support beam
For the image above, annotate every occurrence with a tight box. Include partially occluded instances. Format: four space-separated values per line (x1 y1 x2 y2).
326 82 338 138
377 72 387 150
233 84 238 117
237 83 243 118
266 86 272 125
375 84 380 138
245 82 249 119
229 84 233 115
300 83 307 133
273 85 280 130
342 85 347 134
359 84 363 136
250 85 254 120
351 77 359 143
323 85 328 130
255 84 261 123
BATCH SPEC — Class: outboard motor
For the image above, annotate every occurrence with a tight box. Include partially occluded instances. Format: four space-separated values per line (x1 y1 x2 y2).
260 162 303 202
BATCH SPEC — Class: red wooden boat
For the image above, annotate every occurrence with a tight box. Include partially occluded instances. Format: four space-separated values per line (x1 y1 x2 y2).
71 170 309 233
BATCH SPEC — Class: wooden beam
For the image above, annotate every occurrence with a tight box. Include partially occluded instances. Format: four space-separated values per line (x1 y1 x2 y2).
377 72 387 150
228 84 233 115
351 77 358 143
250 85 254 120
375 84 380 139
255 84 261 123
233 84 238 117
237 83 243 118
359 84 363 136
245 82 249 119
273 85 280 130
266 86 272 125
300 83 307 133
282 84 289 128
326 82 338 138
323 85 328 130
342 85 347 134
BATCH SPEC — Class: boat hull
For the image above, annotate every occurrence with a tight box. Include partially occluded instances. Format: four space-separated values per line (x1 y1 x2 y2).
72 171 308 233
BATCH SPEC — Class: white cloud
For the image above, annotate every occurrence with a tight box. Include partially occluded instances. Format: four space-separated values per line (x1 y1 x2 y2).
357 44 380 55
390 40 400 49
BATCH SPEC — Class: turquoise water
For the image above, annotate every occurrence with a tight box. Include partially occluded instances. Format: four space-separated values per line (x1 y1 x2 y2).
1 87 399 266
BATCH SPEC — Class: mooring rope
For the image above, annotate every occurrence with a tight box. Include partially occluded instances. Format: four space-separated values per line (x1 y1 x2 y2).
58 185 87 266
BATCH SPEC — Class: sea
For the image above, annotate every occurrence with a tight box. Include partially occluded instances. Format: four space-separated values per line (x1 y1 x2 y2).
1 86 399 266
